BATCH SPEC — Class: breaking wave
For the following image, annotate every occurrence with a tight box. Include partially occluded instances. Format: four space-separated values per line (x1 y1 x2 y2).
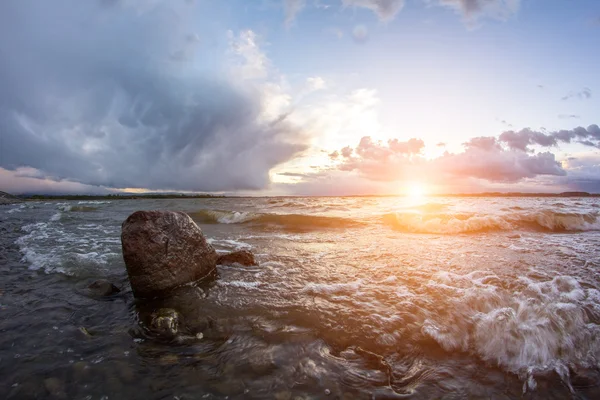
419 272 600 392
384 210 600 233
14 210 121 275
191 207 599 234
190 209 363 229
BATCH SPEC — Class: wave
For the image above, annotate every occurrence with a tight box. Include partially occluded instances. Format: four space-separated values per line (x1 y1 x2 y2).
419 273 600 392
15 215 120 275
383 210 600 233
56 203 98 212
70 206 99 212
190 209 362 230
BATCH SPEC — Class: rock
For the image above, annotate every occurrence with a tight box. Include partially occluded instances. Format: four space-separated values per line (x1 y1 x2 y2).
217 249 256 266
78 327 93 338
43 377 66 399
87 279 120 297
150 308 181 339
121 210 218 298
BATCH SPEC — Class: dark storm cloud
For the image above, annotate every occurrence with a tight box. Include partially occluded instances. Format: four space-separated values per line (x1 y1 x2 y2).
0 0 306 192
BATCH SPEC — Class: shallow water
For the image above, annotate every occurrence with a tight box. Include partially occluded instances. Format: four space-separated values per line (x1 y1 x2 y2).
1 197 600 399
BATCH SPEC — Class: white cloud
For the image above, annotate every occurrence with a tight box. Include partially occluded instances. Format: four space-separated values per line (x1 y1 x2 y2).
284 0 306 27
342 0 406 21
306 76 327 92
228 30 270 80
434 0 520 21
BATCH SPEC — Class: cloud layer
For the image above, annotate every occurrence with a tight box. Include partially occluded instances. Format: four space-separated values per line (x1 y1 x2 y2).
0 1 306 192
327 124 600 186
293 0 520 24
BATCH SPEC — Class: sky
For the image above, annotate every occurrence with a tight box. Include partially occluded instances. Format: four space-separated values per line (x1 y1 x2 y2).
1 0 599 195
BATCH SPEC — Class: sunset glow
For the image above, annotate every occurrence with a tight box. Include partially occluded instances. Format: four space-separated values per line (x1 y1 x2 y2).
3 2 600 399
0 0 598 196
406 182 428 199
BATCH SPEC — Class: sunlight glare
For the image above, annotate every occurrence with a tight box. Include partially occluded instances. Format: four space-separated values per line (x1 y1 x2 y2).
406 182 427 199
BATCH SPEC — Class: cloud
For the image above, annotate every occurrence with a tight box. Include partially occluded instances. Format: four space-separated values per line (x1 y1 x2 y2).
228 30 270 80
556 153 600 192
352 24 369 43
306 76 327 92
0 1 307 193
437 147 565 183
434 0 520 21
331 136 425 181
283 0 306 28
326 125 600 185
561 87 592 101
558 114 580 120
0 168 110 195
498 125 600 151
340 0 519 23
342 0 406 21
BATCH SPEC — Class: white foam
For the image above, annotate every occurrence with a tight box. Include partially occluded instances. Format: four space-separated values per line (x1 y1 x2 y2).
57 203 72 212
14 213 119 275
420 272 600 387
206 238 252 250
7 204 27 214
301 280 362 295
216 211 256 224
218 280 261 289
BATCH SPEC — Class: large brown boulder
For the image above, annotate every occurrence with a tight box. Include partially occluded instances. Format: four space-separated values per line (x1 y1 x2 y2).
121 211 218 298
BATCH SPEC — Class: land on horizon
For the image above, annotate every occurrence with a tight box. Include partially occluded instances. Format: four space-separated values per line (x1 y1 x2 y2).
2 190 600 203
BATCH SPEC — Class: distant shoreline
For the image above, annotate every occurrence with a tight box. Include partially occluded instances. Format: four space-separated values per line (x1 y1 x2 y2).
3 191 600 201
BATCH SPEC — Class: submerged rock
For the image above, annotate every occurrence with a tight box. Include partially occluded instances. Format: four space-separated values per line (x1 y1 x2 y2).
121 210 218 298
217 249 257 266
87 279 120 297
43 377 66 399
150 308 181 339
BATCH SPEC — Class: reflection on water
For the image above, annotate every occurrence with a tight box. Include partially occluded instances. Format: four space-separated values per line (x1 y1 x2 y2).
1 197 600 399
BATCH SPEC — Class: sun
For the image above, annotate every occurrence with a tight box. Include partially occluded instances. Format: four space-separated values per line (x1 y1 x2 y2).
406 182 428 199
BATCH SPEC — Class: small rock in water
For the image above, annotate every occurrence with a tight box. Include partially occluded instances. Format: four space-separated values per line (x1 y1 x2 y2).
150 308 181 339
217 250 257 266
44 377 66 399
78 327 93 337
87 279 120 297
72 361 91 380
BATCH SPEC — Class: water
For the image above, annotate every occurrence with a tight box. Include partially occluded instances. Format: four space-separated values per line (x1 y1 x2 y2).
1 197 600 399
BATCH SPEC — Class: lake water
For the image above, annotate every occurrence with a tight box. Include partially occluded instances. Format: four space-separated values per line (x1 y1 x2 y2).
2 196 600 399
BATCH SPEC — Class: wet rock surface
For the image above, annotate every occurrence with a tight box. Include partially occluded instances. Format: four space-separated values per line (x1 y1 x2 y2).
217 249 257 266
121 210 218 298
